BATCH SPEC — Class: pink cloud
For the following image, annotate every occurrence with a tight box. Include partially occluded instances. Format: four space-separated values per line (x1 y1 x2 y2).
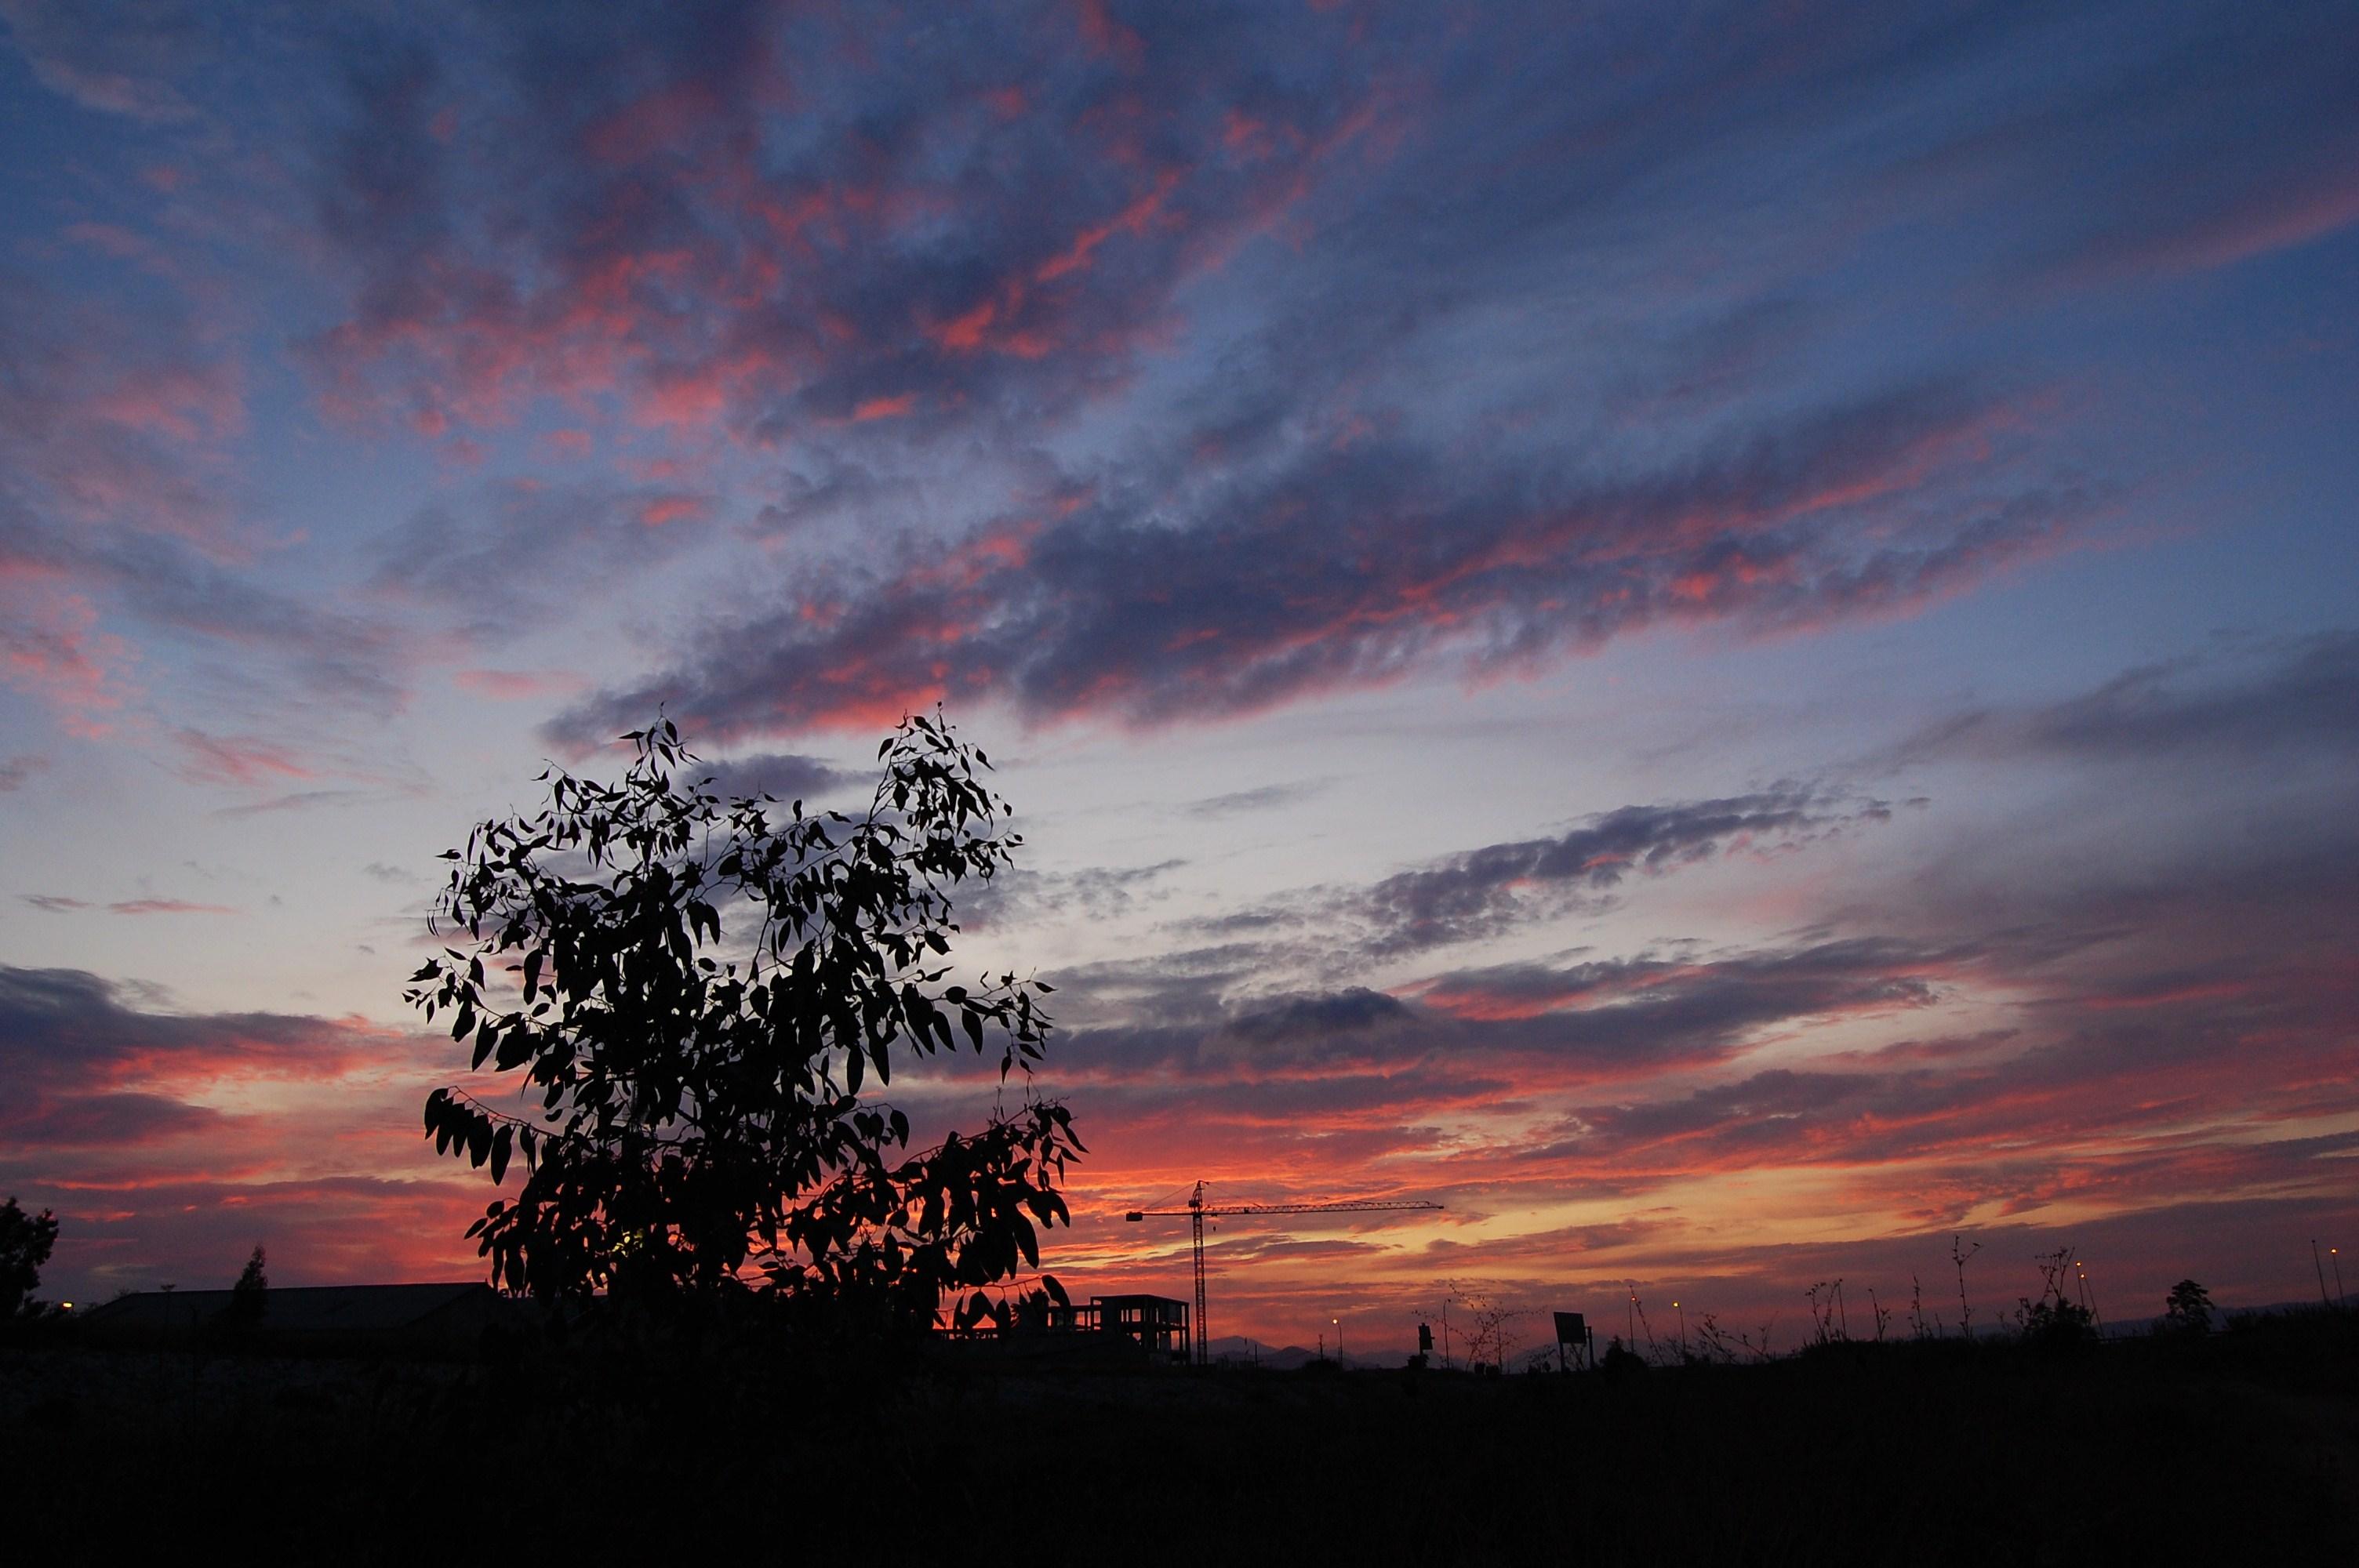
0 586 138 736
852 391 917 422
637 493 711 528
1034 169 1181 283
173 728 315 787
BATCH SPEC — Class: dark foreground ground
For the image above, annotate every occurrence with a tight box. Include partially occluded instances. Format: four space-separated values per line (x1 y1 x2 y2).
6 1310 2354 1563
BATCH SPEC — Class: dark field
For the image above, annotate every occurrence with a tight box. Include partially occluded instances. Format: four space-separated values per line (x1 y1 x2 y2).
7 1312 2354 1563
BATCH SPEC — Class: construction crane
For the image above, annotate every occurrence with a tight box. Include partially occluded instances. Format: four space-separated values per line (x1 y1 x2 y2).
1125 1180 1443 1366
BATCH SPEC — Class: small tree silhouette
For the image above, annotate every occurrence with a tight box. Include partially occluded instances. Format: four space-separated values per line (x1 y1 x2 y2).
409 713 1080 1327
0 1196 60 1317
225 1245 268 1325
2162 1278 2213 1334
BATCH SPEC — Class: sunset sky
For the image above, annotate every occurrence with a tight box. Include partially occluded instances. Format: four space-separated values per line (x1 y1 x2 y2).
3 0 2354 1353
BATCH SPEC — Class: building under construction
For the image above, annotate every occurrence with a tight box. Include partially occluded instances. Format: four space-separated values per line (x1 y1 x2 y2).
1050 1294 1191 1359
943 1292 1192 1363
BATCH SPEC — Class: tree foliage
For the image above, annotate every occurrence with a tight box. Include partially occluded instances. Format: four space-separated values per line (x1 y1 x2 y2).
227 1243 268 1324
2162 1278 2213 1334
406 713 1079 1327
0 1196 59 1318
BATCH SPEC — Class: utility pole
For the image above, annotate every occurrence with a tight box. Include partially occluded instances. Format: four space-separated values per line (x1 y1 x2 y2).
2317 1240 2335 1308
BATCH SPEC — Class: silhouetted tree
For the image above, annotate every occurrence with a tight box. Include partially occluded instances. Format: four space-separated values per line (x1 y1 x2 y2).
0 1196 60 1317
226 1244 267 1324
2162 1278 2213 1334
408 713 1079 1329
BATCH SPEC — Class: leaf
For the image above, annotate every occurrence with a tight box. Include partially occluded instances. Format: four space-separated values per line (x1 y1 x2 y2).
489 1124 513 1185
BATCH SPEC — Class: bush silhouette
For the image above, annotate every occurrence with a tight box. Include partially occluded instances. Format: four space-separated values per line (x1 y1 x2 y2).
408 713 1078 1326
2016 1247 2095 1348
0 1196 59 1317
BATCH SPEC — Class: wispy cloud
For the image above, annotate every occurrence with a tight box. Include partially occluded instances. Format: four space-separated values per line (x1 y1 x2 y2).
1183 779 1329 818
1881 632 2359 770
210 789 372 820
1357 789 1888 957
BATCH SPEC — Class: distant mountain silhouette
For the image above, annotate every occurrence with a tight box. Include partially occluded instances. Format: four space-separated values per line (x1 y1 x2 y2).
1201 1336 1396 1369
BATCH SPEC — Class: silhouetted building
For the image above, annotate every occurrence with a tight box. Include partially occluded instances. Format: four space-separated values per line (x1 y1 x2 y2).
949 1291 1192 1361
1071 1294 1190 1359
79 1282 514 1351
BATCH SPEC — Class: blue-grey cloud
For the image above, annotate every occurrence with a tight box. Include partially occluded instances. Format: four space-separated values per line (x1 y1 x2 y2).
366 479 720 646
0 966 392 1149
548 383 2087 742
692 749 862 804
1360 789 1887 956
1886 632 2359 768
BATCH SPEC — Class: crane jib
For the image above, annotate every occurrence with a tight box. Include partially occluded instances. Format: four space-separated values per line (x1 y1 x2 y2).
1118 1190 1443 1366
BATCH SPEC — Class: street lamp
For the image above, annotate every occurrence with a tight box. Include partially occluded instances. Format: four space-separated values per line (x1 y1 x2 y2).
1332 1316 1343 1366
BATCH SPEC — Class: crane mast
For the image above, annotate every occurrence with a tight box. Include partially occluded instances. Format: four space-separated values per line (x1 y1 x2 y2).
1124 1180 1442 1366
